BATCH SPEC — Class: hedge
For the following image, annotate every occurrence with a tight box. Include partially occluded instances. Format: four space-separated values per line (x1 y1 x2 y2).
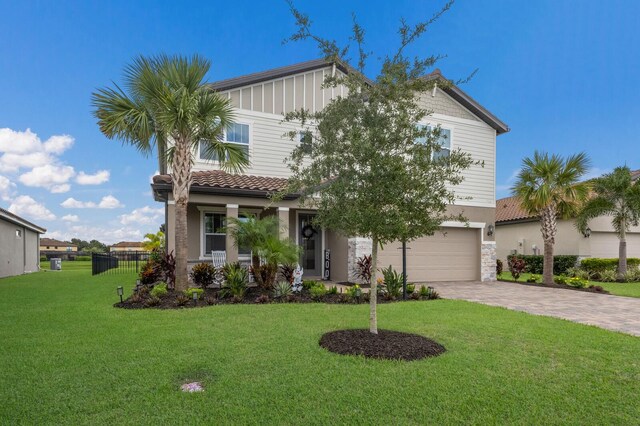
506 255 579 275
580 258 640 274
75 256 92 261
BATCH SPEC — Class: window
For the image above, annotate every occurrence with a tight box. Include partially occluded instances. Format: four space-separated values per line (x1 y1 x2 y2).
299 130 313 155
415 124 451 160
237 214 252 259
199 123 249 161
203 212 226 255
16 229 21 238
66 246 72 252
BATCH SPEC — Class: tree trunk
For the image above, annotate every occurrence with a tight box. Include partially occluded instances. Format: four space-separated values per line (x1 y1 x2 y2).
618 221 627 280
171 137 192 292
540 205 557 285
370 237 378 334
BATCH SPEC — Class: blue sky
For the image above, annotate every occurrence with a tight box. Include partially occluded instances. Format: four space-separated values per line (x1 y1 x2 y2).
1 0 638 243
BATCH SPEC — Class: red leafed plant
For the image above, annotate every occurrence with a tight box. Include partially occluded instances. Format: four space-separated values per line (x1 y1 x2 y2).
355 255 373 285
508 256 526 280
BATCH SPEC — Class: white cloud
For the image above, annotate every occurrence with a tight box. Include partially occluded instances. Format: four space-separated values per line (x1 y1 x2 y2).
61 214 79 222
119 206 164 225
0 175 16 200
19 164 75 192
76 170 110 185
61 195 123 209
8 195 56 221
0 128 74 173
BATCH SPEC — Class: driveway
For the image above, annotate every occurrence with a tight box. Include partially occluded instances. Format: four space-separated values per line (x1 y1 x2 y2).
431 281 640 337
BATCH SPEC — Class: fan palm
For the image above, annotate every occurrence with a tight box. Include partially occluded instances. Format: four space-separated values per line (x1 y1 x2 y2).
576 166 640 279
512 151 591 284
92 55 249 290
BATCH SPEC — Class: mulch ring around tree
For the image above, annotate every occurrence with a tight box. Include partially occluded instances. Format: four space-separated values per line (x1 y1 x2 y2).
319 329 446 361
499 279 609 294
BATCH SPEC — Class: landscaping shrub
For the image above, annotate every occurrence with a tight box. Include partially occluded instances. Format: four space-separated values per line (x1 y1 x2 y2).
279 264 296 284
175 294 189 306
156 251 176 288
526 274 541 283
273 281 292 298
251 263 278 290
496 259 503 276
205 296 217 305
507 256 526 280
150 282 168 298
380 265 403 299
75 255 91 261
302 280 317 290
580 257 640 274
406 284 416 294
566 277 588 288
554 275 568 285
506 255 578 275
40 255 48 262
310 283 327 300
355 255 373 285
184 287 204 300
221 263 248 301
345 284 362 300
598 269 617 282
145 296 161 307
623 268 640 282
189 263 215 288
139 261 160 285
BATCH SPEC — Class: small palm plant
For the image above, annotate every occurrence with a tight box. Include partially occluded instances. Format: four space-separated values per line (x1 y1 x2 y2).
512 151 590 284
576 166 640 279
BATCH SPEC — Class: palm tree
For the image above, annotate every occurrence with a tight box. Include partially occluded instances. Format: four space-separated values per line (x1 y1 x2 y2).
512 151 591 284
576 166 640 279
142 231 165 252
92 55 249 290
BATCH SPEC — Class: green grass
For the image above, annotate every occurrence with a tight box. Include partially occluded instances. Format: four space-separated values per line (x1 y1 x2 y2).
1 270 639 424
41 260 92 271
499 272 640 298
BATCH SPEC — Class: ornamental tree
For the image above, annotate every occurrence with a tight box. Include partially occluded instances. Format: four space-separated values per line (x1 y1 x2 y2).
281 1 479 334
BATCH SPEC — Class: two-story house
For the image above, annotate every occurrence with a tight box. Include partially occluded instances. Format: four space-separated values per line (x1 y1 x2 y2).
151 59 509 283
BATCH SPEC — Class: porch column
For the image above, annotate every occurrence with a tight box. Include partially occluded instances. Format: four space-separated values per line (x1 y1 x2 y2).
226 204 239 263
278 207 290 241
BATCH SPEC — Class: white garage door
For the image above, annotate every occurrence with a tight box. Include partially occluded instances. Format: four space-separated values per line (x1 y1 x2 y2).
590 232 640 258
377 227 480 282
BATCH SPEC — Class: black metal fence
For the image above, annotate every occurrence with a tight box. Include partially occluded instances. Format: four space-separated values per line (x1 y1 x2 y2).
92 251 151 276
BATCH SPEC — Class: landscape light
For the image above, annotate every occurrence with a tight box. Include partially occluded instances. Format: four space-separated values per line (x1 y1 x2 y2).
117 286 124 303
192 291 198 303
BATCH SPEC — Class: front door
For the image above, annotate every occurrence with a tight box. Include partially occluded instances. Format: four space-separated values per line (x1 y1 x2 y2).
298 213 322 277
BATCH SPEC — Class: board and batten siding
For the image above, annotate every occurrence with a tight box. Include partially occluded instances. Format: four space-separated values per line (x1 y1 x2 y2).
192 67 497 209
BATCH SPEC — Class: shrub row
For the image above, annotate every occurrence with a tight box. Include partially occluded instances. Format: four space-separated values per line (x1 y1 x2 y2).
580 258 640 274
506 255 579 275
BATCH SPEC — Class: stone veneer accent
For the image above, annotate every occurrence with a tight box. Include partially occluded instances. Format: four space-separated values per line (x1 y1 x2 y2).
481 242 497 281
347 237 373 283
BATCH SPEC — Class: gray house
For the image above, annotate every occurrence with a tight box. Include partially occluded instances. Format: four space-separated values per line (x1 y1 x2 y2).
0 207 46 279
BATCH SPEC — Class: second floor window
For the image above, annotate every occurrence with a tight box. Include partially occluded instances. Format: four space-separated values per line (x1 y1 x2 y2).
415 124 451 160
199 123 250 161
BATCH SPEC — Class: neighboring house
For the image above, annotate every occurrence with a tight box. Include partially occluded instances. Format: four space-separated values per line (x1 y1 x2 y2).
495 173 640 262
152 59 509 282
110 242 145 252
0 207 46 278
40 238 78 253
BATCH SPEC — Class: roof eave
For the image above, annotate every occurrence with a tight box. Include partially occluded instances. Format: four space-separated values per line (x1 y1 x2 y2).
151 183 299 201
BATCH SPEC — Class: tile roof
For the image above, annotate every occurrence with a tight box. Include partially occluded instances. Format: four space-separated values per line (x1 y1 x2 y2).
110 241 144 248
153 171 289 193
41 237 76 246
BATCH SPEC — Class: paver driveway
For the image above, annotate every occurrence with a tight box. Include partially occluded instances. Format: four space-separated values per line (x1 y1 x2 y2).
431 281 640 336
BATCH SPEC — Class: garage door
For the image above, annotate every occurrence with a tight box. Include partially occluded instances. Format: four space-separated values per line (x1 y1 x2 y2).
377 227 480 282
590 232 640 258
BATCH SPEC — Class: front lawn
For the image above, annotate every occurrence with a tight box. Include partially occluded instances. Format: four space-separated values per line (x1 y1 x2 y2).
1 270 639 424
499 272 640 298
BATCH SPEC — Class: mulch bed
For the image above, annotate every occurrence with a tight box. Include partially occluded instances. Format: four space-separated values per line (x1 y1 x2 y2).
319 329 446 361
114 287 437 310
498 279 609 294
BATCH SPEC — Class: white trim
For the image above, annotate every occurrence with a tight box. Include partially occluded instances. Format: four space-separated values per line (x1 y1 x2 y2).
196 119 253 166
278 207 290 212
226 204 239 209
430 112 491 129
197 206 226 213
440 221 486 229
167 200 175 205
199 208 227 258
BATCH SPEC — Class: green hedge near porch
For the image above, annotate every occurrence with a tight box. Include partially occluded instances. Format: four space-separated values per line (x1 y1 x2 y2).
507 255 579 275
580 258 640 274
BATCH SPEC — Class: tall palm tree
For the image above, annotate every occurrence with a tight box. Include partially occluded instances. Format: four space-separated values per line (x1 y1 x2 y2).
576 166 640 279
92 55 249 290
512 151 591 284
